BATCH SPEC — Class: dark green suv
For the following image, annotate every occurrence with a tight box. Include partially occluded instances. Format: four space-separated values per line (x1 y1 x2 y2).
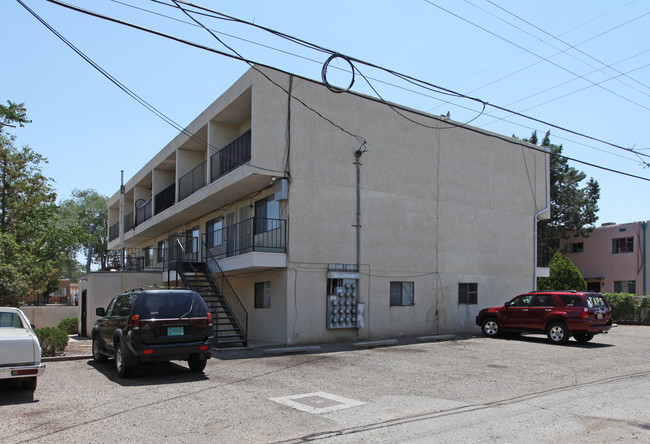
92 288 214 378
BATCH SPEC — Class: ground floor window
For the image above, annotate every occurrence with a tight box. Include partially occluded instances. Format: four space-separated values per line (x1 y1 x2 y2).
458 283 478 304
254 281 271 308
390 281 414 306
614 280 636 294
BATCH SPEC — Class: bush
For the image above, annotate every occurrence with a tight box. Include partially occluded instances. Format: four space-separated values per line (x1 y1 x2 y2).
603 293 649 322
57 317 78 335
35 327 69 357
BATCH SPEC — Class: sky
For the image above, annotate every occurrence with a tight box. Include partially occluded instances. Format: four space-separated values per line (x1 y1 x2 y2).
3 0 650 226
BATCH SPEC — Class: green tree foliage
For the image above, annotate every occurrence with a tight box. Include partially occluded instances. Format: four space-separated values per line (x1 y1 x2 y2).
0 101 64 306
525 131 600 262
537 252 586 291
57 189 109 272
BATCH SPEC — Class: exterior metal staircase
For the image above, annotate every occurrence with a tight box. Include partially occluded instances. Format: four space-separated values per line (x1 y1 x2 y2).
174 260 247 347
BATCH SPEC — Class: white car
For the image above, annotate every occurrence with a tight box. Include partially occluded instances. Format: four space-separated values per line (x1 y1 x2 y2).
0 307 45 390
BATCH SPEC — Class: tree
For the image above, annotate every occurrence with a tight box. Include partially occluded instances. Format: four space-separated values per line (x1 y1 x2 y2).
0 102 64 306
526 131 600 263
537 252 586 291
57 189 109 272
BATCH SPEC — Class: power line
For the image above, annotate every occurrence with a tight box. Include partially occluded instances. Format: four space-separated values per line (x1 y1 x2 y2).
423 0 650 112
35 0 650 181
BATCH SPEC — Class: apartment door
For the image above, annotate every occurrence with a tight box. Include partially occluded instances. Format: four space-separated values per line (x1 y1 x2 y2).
225 212 236 257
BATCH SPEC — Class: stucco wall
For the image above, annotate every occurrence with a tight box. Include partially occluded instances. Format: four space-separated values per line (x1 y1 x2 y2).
19 306 78 330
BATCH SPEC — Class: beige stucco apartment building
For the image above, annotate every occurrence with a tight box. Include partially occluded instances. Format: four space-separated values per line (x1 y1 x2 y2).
563 221 649 296
82 66 549 345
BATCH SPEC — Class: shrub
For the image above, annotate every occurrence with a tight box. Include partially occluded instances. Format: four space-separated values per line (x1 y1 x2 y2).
35 327 69 357
603 293 647 322
57 317 78 335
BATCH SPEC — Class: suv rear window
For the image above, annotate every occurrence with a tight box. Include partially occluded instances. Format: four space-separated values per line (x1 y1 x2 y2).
557 295 582 307
585 294 607 308
134 292 206 319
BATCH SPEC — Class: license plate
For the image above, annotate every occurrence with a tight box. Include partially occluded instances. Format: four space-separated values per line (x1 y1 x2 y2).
167 327 184 336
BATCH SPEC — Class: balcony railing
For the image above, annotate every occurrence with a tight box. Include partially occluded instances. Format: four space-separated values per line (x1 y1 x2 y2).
155 183 175 215
179 161 206 201
109 222 119 242
211 130 251 182
203 217 286 260
134 199 152 227
124 211 134 232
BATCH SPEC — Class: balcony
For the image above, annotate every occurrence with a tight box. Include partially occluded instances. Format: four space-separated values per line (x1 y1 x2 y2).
204 217 286 260
109 222 119 242
211 130 251 182
155 183 175 215
134 199 152 227
179 161 206 201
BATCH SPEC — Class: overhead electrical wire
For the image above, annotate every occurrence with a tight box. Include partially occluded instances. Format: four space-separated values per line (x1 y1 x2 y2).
106 0 646 167
423 0 650 113
151 0 649 160
29 0 650 180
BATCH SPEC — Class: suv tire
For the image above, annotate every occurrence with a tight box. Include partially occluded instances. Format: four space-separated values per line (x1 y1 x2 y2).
546 321 569 344
115 339 134 378
92 335 108 363
188 355 207 373
573 332 594 343
481 318 500 338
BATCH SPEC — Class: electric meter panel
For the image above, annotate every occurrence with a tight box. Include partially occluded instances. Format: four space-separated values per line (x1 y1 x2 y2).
327 279 358 329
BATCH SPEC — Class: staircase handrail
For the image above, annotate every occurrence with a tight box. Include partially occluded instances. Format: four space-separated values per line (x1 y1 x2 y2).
201 239 248 342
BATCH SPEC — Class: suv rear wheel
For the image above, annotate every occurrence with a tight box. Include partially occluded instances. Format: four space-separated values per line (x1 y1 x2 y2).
481 318 500 338
188 355 207 373
546 321 570 344
115 339 134 378
573 332 594 343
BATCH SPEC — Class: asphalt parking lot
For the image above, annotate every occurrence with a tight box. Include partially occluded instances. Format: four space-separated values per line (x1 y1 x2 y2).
2 325 649 443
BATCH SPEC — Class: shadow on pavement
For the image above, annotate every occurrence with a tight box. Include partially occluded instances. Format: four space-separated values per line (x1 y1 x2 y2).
86 359 209 387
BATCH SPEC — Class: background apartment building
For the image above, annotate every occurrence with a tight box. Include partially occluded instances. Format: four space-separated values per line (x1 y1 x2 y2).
563 221 649 295
80 66 550 345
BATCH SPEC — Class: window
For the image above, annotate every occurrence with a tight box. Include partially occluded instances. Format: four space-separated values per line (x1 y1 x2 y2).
458 283 478 305
614 280 636 294
390 281 414 306
254 196 280 233
570 242 584 253
254 281 271 308
157 240 166 263
206 217 223 247
509 294 533 307
612 237 633 254
558 294 582 307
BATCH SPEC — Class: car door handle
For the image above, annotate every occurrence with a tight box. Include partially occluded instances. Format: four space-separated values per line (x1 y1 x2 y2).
545 309 552 311
522 309 528 312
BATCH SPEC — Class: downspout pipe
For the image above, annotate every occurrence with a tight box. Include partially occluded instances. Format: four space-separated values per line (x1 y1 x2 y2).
642 221 647 296
534 149 551 290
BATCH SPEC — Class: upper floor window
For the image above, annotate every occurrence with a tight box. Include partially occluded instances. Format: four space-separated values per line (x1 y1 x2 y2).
458 283 478 305
612 237 633 254
254 196 280 234
206 217 223 248
570 242 583 253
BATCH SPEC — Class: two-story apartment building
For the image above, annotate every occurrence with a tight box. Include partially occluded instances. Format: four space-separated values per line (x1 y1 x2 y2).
83 66 549 346
563 221 648 295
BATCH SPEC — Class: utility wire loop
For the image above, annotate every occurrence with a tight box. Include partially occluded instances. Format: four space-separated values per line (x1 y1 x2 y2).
322 53 356 93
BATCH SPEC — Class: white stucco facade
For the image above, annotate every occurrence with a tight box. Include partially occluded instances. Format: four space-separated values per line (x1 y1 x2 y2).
100 66 549 345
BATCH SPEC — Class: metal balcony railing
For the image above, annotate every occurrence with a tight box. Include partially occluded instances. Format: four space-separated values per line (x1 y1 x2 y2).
211 130 251 182
109 222 119 242
203 217 286 260
154 183 175 215
134 199 152 227
179 161 206 201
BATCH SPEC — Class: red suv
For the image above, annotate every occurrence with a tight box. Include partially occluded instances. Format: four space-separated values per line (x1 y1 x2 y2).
475 291 613 344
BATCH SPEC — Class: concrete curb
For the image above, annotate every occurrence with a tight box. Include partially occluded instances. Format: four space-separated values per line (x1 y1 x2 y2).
42 354 92 362
263 346 323 356
352 339 399 349
416 334 456 342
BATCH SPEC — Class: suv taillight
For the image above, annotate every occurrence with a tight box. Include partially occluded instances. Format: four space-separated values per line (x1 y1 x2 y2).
207 312 213 327
580 308 589 319
130 314 140 330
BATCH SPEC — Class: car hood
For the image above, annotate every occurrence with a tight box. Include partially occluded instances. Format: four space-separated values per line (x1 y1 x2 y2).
0 328 41 366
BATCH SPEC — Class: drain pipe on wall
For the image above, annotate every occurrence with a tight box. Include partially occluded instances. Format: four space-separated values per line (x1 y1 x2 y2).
641 222 648 296
533 150 551 291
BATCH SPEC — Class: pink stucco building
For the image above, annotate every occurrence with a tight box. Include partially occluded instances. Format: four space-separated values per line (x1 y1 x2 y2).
563 221 649 295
